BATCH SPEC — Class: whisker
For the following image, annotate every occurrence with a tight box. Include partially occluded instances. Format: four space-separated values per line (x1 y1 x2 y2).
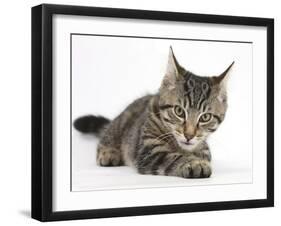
153 134 174 145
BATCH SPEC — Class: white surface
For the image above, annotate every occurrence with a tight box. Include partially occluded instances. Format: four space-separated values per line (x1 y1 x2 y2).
72 131 252 191
53 14 266 211
0 0 280 226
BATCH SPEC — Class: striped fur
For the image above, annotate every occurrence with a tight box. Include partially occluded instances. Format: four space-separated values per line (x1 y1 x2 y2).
75 47 233 178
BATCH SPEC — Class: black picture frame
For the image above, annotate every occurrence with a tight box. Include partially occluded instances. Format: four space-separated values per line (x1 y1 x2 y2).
32 3 274 222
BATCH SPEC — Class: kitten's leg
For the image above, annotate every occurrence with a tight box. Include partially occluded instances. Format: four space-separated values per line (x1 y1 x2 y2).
95 117 125 166
136 145 212 178
96 144 123 166
193 142 212 161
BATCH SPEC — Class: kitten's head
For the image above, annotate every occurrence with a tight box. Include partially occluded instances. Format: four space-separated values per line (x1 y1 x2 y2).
159 47 234 150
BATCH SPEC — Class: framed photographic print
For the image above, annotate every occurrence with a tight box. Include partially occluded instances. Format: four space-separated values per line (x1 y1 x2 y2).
31 4 274 221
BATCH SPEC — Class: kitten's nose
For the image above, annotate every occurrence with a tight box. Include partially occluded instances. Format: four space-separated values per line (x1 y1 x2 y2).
184 133 195 141
184 124 196 141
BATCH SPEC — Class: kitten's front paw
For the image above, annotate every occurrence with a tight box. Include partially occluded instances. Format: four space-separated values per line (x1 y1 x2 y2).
181 160 212 178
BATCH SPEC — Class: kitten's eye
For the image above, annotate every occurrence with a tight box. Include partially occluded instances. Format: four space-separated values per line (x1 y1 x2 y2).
174 106 185 118
199 113 213 123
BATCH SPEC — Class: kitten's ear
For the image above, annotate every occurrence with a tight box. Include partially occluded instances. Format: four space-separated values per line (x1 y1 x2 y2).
213 62 234 103
161 47 186 90
213 61 235 86
166 46 186 80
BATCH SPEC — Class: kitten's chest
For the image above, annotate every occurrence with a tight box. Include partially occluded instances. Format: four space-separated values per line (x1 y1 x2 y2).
177 141 206 154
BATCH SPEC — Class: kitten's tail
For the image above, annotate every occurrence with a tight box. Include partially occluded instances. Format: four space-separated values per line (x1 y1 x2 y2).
73 115 110 137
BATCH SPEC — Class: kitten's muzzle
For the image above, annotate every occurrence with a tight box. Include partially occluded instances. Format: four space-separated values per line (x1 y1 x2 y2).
184 124 196 142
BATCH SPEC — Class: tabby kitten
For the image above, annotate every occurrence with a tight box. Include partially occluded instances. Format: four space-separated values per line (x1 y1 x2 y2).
74 47 234 178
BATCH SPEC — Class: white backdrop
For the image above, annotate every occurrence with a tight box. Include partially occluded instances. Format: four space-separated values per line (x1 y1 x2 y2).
72 34 253 191
0 0 279 226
